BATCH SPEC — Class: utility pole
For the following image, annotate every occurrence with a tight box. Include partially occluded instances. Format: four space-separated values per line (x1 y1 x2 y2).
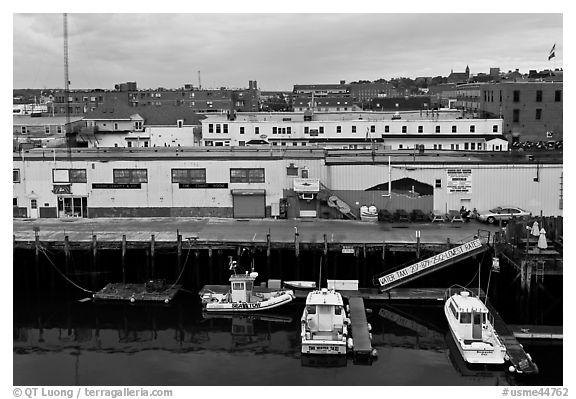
63 13 74 151
198 70 201 90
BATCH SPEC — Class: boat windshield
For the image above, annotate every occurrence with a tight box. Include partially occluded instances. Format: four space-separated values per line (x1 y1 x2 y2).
460 312 471 323
306 305 316 314
335 306 342 315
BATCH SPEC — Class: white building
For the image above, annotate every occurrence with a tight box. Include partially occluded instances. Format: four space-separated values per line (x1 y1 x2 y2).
13 147 561 220
200 111 507 151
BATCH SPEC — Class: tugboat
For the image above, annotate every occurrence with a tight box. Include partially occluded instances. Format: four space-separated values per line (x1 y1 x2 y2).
301 288 350 355
444 285 507 364
200 258 295 313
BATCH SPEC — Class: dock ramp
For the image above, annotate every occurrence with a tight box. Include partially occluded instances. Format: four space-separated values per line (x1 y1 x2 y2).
348 297 373 362
373 234 490 291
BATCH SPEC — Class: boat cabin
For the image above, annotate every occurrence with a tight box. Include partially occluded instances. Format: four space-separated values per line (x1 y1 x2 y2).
304 288 346 339
230 273 256 303
447 291 491 341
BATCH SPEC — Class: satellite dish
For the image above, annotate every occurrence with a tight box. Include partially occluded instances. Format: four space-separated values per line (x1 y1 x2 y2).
249 272 258 279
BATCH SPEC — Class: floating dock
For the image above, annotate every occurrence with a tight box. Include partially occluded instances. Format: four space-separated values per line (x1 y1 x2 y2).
509 325 563 341
348 296 373 362
486 301 539 374
93 282 181 303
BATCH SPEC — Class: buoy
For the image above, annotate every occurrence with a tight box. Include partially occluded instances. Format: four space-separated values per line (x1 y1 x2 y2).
367 323 372 332
164 298 170 304
130 297 135 303
346 305 350 313
347 338 354 349
369 332 373 340
504 354 510 361
371 349 378 358
508 365 516 373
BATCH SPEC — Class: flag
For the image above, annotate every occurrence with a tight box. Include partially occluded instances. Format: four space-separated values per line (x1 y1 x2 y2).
548 43 556 60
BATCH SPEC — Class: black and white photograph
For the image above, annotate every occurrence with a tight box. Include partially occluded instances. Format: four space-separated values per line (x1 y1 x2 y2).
9 5 567 394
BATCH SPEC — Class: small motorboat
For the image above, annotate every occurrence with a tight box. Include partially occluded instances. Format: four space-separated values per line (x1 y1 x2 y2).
284 281 317 290
200 259 295 313
301 288 350 355
444 285 507 364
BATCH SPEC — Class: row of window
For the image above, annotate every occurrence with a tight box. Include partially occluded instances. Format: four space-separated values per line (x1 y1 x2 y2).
512 89 562 103
207 124 498 135
20 126 63 134
13 168 265 185
396 142 485 150
512 108 547 123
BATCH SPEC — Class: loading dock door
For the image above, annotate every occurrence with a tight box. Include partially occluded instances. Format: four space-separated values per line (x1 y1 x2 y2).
232 189 266 218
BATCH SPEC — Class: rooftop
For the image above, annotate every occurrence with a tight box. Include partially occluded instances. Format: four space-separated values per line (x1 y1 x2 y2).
13 115 84 126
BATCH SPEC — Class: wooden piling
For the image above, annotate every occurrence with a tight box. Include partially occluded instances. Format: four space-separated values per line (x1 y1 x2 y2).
150 234 155 278
208 248 213 283
121 234 126 284
64 235 70 274
294 230 300 258
34 231 40 289
381 242 386 268
177 233 182 275
416 233 421 258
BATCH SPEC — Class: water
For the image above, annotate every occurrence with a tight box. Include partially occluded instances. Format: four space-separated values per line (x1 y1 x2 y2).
13 249 563 386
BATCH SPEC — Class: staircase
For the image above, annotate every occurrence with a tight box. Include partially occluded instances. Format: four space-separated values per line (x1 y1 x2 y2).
319 182 357 219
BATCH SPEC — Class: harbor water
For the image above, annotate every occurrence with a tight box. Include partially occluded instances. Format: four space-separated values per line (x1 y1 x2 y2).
13 248 562 386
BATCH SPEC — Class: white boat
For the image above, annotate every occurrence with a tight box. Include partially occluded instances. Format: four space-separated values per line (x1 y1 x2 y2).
284 281 317 290
301 288 350 355
201 271 295 313
444 286 507 364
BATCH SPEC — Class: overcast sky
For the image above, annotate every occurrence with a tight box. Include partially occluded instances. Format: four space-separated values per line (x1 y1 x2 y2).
13 13 563 91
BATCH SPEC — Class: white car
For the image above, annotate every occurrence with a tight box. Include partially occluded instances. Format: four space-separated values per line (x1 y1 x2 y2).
477 206 531 224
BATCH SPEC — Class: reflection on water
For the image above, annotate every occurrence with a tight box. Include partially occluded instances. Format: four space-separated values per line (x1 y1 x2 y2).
13 295 560 386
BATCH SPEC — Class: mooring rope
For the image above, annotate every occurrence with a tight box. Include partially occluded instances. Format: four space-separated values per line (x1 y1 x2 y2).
37 246 97 294
166 242 192 291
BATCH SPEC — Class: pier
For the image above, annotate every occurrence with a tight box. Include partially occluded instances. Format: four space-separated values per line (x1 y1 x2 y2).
347 296 373 362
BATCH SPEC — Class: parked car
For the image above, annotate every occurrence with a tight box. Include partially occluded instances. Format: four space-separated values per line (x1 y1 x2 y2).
476 206 531 224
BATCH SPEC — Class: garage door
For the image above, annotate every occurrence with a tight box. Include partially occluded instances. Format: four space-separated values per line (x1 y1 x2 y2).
232 189 266 218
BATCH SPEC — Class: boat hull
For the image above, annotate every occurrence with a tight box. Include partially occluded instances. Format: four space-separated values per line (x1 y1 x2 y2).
444 303 506 365
204 291 294 312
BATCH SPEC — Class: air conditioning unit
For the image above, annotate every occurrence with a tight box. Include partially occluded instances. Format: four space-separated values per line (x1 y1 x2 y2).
300 193 315 201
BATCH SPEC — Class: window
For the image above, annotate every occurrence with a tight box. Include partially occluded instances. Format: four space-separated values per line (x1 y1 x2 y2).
435 179 441 188
513 90 520 102
471 143 476 150
478 142 482 150
273 127 277 134
464 143 469 150
21 126 26 134
52 169 87 183
336 126 342 133
304 127 309 134
451 144 455 150
301 169 309 178
240 127 245 134
513 109 520 123
45 126 50 134
13 169 20 183
114 123 119 130
239 141 245 146
402 126 407 133
13 198 17 206
470 125 475 133
370 125 375 133
287 164 298 176
127 141 132 148
255 127 259 135
418 125 423 133
438 144 442 149
385 125 390 133
223 124 228 133
435 126 440 133
230 168 265 183
352 125 356 133
144 141 149 147
536 109 542 120
555 90 562 102
319 126 324 134
232 282 244 291
460 312 471 324
216 124 221 133
57 126 62 133
177 120 183 128
135 121 143 130
31 199 37 209
452 125 457 133
171 169 206 184
536 90 543 102
208 124 214 133
287 127 291 134
113 169 148 184
398 144 403 149
493 125 498 133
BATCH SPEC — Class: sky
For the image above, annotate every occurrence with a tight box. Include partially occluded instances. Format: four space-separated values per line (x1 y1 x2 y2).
12 13 563 91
